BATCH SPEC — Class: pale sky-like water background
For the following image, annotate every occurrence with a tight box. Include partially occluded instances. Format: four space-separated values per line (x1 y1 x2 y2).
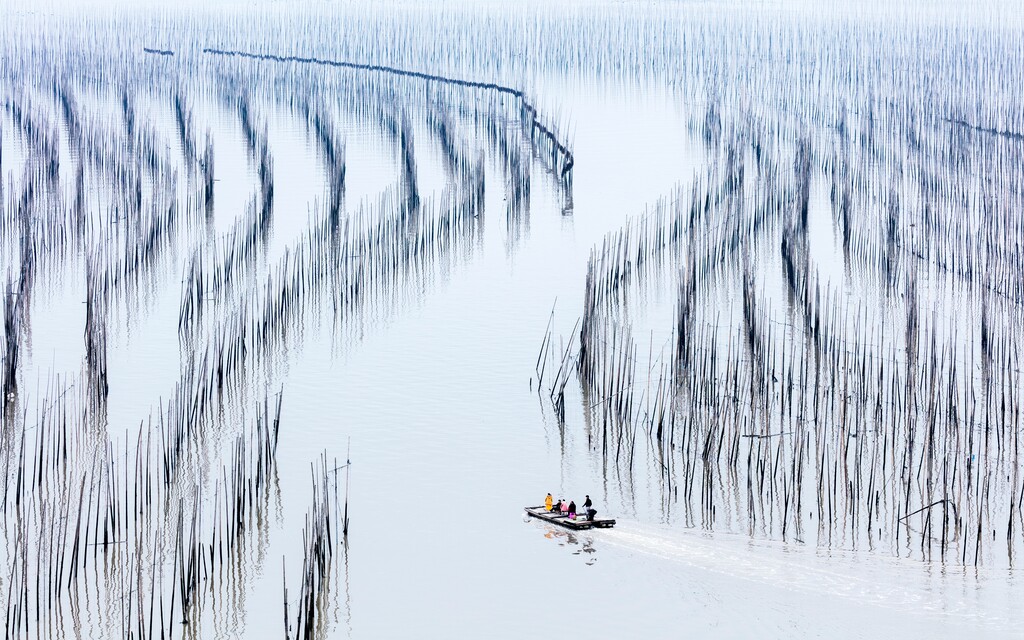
2 2 1024 638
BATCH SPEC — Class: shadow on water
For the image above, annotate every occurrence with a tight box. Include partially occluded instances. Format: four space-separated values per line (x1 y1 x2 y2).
528 521 599 566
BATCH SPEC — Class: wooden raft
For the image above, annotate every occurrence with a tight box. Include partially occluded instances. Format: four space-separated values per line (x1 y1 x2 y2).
524 506 616 530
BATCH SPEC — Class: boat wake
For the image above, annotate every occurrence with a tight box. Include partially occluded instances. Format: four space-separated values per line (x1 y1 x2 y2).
595 521 1022 635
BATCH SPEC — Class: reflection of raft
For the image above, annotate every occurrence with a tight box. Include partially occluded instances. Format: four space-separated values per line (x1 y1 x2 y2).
524 506 616 530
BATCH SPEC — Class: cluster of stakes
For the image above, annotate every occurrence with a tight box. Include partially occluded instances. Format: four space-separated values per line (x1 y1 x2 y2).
0 6 575 639
536 5 1024 566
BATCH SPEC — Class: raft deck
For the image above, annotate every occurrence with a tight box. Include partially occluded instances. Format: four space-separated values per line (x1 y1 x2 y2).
524 506 616 530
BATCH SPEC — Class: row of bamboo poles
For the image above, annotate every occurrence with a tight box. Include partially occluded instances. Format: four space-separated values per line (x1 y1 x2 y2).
539 55 1024 566
0 13 571 636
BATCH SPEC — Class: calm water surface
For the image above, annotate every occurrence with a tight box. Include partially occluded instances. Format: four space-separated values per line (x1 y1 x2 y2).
8 32 1024 640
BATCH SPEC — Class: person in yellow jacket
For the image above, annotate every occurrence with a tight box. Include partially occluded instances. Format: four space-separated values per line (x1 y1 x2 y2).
544 493 554 511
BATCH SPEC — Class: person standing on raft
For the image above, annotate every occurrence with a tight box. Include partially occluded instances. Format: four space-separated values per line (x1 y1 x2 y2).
545 493 554 511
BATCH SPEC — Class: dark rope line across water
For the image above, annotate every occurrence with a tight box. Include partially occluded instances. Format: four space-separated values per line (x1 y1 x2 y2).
200 47 574 180
944 117 1024 143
